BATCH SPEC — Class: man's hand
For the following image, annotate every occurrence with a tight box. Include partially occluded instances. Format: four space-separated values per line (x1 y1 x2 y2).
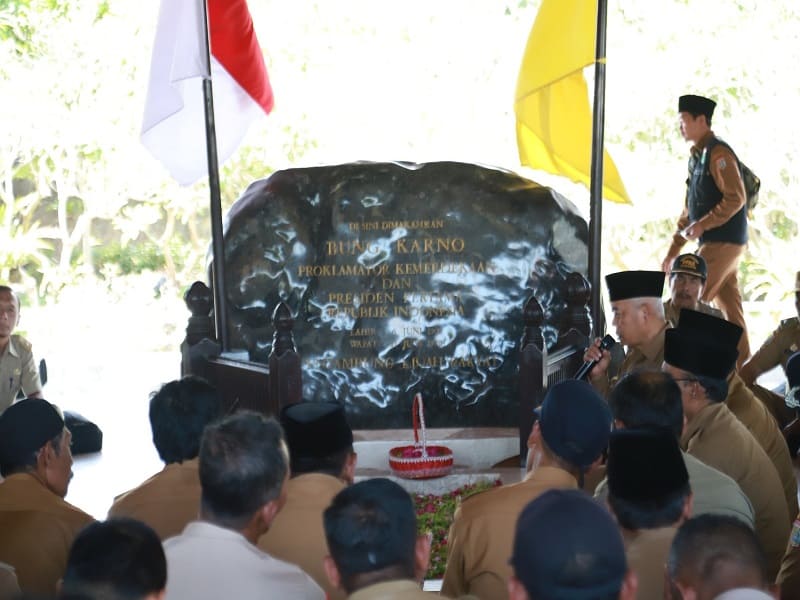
581 337 612 380
680 221 705 241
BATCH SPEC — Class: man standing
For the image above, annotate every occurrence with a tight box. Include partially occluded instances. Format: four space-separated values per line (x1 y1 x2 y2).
583 270 668 396
0 285 42 412
441 379 612 599
661 94 750 366
663 253 723 326
0 398 94 595
163 411 324 600
259 401 357 600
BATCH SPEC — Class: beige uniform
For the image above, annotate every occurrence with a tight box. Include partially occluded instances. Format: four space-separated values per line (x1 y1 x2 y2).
0 335 42 413
663 298 724 327
680 402 790 579
745 317 800 426
623 526 678 600
593 323 668 397
749 317 800 376
0 473 94 595
441 466 577 600
258 473 347 600
108 458 202 540
595 451 754 528
725 373 798 519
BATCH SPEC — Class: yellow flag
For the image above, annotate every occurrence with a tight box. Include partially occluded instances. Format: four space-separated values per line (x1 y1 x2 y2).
515 0 631 204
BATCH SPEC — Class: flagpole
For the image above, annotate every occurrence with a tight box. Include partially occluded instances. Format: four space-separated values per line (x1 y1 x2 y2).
201 0 230 351
588 0 608 338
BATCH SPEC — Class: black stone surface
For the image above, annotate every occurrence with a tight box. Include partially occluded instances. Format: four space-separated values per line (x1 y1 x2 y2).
220 161 588 428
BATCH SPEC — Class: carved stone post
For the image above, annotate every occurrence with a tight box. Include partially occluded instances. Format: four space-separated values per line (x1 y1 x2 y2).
565 272 592 337
181 281 220 377
268 302 302 412
518 295 545 464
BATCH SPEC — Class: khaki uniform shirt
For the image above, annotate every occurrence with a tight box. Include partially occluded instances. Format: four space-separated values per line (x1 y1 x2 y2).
0 335 42 413
623 526 678 600
0 473 94 595
348 580 444 599
680 402 790 579
777 514 800 598
108 458 202 540
725 373 799 519
663 298 724 327
595 451 754 528
593 323 668 397
441 466 577 600
258 473 347 600
749 317 800 376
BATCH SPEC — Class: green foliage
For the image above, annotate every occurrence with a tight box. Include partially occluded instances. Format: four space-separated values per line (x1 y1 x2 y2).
93 241 165 276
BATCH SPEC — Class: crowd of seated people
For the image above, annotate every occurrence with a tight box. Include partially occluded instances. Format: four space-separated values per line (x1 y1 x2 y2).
2 266 800 599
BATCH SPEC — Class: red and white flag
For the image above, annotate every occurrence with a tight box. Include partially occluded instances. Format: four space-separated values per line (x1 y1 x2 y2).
141 0 273 185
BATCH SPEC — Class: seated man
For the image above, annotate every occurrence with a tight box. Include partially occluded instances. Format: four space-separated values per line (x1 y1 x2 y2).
259 401 356 600
0 398 94 595
663 325 790 579
508 489 637 600
0 285 42 412
108 376 222 539
667 514 778 599
597 369 754 527
163 411 324 600
441 379 612 599
606 427 692 600
60 517 167 600
663 253 723 326
323 478 436 599
677 308 798 519
584 270 669 396
740 271 800 428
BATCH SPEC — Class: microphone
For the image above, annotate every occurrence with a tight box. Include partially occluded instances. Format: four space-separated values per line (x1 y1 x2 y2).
573 334 617 380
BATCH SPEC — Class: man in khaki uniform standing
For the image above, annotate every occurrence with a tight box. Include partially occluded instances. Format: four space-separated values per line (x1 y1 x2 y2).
108 376 222 539
606 428 692 600
663 253 723 326
663 325 790 579
0 286 42 412
441 379 613 600
678 308 798 520
0 398 94 595
259 401 357 600
584 270 668 397
661 94 751 368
